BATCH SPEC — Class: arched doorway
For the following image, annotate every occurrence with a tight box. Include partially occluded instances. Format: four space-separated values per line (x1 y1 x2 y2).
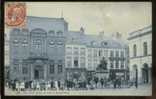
132 65 138 87
142 63 149 83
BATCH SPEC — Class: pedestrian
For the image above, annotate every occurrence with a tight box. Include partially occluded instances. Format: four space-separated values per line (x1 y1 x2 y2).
118 77 121 88
135 80 138 88
113 79 117 89
36 81 40 90
51 81 54 89
20 81 25 91
55 80 59 90
100 78 104 88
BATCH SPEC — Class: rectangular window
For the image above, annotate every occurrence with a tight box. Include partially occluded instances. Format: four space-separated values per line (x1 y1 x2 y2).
116 61 119 68
104 50 108 57
58 64 63 73
80 48 85 55
121 61 124 69
50 64 55 74
67 60 72 68
66 47 72 55
99 50 102 56
80 57 85 67
121 51 124 57
74 60 78 67
111 61 114 68
143 42 148 56
110 51 114 57
116 51 119 57
74 47 79 55
94 49 97 57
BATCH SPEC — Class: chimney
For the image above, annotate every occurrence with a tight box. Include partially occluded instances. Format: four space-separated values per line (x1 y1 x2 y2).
99 31 104 37
80 27 84 34
115 32 122 39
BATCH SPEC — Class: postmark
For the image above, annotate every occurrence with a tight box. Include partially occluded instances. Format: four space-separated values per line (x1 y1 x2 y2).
5 2 26 27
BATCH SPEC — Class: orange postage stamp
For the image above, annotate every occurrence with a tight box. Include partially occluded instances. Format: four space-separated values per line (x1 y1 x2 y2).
5 2 26 27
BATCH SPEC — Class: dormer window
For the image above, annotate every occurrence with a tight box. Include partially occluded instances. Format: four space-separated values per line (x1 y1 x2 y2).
101 41 108 46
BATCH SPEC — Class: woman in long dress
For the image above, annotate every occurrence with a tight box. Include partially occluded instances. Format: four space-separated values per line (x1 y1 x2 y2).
36 82 40 90
55 80 59 90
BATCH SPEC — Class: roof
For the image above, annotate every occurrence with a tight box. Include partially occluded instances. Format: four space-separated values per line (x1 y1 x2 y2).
66 31 127 49
129 25 152 36
128 25 152 40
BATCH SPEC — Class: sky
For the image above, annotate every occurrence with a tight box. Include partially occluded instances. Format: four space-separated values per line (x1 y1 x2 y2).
5 2 151 39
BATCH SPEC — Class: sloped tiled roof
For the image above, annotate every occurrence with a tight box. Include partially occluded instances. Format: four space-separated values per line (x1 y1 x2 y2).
66 31 127 49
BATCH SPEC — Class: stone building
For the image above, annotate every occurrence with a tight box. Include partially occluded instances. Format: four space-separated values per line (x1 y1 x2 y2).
9 16 68 81
65 27 128 80
128 25 152 84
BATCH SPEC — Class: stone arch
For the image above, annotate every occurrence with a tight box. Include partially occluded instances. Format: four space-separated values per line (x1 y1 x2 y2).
142 63 150 83
133 64 137 70
132 64 138 83
30 28 47 35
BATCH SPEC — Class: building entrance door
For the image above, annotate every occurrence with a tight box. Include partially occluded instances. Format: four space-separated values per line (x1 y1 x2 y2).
34 65 44 80
34 69 39 79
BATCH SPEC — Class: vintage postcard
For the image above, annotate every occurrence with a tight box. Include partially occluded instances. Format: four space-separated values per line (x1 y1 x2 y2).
4 2 152 96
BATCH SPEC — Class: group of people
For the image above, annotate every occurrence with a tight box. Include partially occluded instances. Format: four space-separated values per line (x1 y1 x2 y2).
6 80 63 91
6 76 130 91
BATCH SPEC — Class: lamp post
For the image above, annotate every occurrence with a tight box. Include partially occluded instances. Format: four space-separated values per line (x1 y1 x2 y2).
135 68 138 88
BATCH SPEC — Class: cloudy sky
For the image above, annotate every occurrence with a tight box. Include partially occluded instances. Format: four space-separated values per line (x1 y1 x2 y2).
5 2 151 39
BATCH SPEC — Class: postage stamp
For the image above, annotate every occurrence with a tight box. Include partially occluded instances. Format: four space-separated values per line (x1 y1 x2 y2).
5 2 26 27
4 2 152 96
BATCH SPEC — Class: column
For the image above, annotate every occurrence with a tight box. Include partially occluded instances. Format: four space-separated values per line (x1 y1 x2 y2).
119 61 121 69
30 64 33 80
19 61 22 80
44 64 47 80
72 46 73 68
148 67 151 84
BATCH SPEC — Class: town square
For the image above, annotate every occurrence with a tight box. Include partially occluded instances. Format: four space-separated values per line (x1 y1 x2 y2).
4 2 152 96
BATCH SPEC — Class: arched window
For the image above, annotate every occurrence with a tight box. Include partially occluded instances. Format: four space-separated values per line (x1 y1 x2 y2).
22 39 28 46
49 30 55 36
143 42 148 56
133 44 137 57
49 40 55 47
57 31 63 36
13 39 19 46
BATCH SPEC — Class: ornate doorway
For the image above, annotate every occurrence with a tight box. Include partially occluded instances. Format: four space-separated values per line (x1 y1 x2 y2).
142 63 149 83
34 69 39 79
34 65 44 80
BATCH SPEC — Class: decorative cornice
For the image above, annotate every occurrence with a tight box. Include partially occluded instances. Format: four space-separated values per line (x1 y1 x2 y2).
130 54 152 59
128 31 151 40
